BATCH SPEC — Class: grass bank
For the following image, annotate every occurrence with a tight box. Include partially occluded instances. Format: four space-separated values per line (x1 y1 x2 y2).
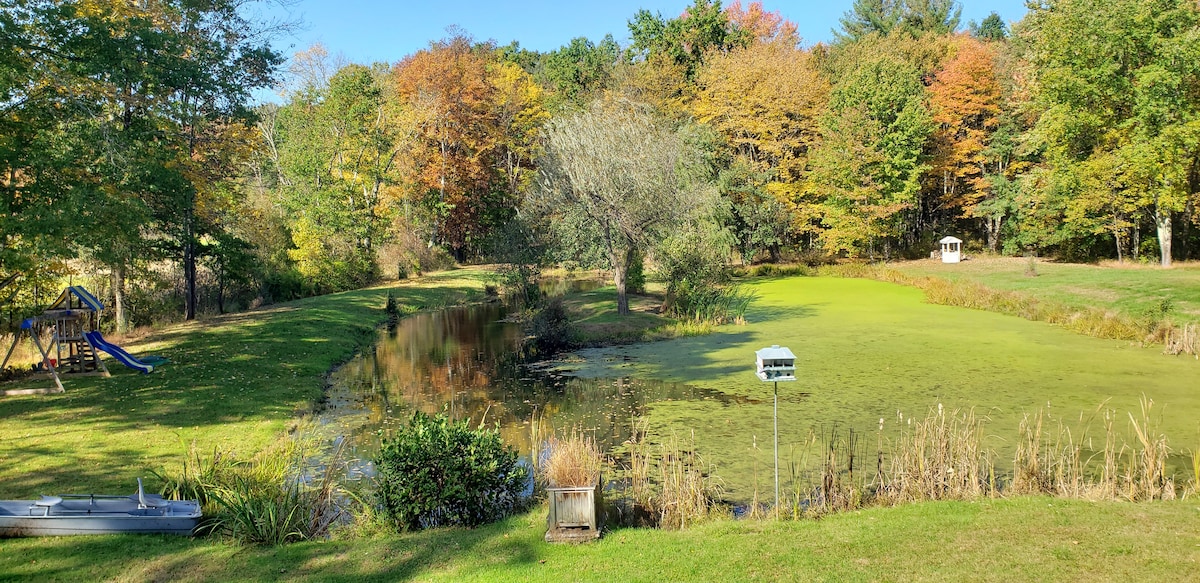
890 256 1200 321
0 268 490 499
0 497 1195 581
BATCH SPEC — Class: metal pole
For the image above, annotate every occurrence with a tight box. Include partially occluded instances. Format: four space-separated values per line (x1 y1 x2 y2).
773 380 779 514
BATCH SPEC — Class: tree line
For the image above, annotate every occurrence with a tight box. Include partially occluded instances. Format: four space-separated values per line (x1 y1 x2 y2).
3 0 1200 328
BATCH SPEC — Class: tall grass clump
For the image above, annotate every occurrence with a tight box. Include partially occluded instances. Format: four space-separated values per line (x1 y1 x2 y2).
617 420 723 530
878 405 995 504
1164 323 1199 357
542 432 603 488
1009 398 1176 502
1010 408 1097 498
778 427 871 517
1187 443 1200 498
153 438 349 545
670 284 755 325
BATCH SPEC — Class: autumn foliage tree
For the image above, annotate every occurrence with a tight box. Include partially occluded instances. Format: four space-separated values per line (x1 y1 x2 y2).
928 35 1002 224
809 56 933 256
392 34 546 259
693 37 828 259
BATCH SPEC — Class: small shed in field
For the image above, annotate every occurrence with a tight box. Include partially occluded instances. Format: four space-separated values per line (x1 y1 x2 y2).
939 236 963 264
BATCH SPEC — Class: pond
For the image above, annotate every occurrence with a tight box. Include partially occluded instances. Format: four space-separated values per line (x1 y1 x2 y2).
318 297 751 491
319 275 1200 506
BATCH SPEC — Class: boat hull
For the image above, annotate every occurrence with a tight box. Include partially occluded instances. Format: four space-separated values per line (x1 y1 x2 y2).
0 498 201 536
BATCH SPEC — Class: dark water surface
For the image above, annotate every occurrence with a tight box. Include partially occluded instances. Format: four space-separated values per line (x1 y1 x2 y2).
318 299 745 471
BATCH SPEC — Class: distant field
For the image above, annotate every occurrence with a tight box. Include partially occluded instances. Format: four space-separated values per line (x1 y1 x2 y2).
890 256 1200 322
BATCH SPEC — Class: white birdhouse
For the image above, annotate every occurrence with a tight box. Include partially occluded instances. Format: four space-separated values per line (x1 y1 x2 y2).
755 345 796 382
939 236 963 263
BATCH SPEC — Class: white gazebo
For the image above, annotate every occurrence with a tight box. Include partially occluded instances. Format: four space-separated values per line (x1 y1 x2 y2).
939 236 963 264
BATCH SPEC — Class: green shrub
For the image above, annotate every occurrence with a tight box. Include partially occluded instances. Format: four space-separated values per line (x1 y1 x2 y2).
626 248 646 294
527 297 574 355
374 412 529 530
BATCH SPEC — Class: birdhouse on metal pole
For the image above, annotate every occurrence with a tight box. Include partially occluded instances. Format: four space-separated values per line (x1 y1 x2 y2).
755 344 796 516
755 345 796 382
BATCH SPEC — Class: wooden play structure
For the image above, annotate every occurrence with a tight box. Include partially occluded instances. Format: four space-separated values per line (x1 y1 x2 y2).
3 286 111 394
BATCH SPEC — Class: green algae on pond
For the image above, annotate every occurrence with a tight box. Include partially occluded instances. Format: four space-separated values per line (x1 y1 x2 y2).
321 276 1200 504
566 276 1200 499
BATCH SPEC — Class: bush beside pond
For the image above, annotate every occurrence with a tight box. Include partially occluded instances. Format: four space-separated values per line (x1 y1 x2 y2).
374 412 530 530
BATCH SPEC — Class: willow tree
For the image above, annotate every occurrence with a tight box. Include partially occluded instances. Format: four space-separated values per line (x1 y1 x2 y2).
533 99 712 315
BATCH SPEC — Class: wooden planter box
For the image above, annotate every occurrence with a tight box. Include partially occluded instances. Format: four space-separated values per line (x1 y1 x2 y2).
545 483 601 542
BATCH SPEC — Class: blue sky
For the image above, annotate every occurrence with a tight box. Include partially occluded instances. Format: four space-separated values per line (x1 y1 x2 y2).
253 0 1029 99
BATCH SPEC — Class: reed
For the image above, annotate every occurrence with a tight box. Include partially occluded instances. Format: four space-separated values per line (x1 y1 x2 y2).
1007 399 1177 502
657 431 722 530
1164 323 1199 357
1188 443 1200 499
617 420 723 530
1010 408 1099 499
878 404 995 504
1124 396 1174 501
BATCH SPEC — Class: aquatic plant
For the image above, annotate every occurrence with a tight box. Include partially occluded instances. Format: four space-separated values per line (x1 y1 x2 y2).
154 437 349 545
616 421 724 530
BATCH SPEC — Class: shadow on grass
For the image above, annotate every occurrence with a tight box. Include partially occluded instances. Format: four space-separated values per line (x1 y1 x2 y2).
0 270 488 497
0 513 545 583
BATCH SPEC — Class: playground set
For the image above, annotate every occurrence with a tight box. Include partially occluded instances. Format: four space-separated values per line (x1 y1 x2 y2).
2 284 163 394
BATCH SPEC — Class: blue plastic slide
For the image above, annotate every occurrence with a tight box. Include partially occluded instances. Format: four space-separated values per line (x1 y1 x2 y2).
83 331 155 374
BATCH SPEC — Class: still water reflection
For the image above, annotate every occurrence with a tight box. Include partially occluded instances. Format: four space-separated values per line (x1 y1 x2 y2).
319 300 744 466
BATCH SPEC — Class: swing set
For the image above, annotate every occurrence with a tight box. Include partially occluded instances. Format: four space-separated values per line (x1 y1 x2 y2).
3 285 111 393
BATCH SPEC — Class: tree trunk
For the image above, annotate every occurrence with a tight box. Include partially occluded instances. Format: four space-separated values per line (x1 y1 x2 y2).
184 222 197 320
611 247 629 316
1182 198 1194 260
216 264 226 315
1132 222 1141 261
1155 204 1172 267
986 215 1001 253
111 264 128 333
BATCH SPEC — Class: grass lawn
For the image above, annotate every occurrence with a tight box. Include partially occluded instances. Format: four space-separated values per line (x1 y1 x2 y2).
562 285 683 344
890 256 1200 322
0 268 490 499
0 497 1195 582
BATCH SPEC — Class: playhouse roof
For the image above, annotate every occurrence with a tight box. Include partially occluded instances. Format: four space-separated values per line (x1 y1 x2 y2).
756 345 796 361
47 286 104 312
939 236 963 244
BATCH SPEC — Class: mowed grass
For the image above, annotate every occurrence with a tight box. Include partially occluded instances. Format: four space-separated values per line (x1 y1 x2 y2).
0 268 489 499
891 256 1200 321
0 497 1195 582
563 286 683 344
563 276 1200 500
